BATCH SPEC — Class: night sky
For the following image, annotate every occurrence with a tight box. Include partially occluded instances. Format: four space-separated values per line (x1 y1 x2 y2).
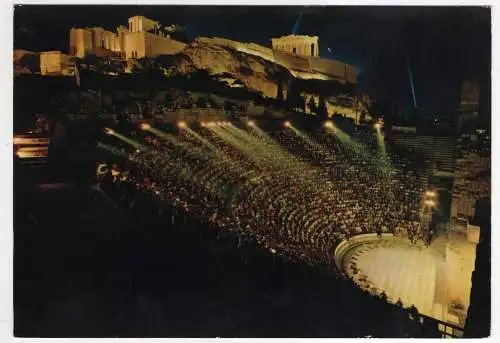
14 5 491 121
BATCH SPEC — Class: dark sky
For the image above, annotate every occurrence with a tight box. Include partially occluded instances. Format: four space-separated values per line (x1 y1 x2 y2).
14 5 491 120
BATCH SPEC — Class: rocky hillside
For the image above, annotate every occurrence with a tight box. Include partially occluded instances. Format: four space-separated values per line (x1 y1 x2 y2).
173 38 291 98
14 49 39 75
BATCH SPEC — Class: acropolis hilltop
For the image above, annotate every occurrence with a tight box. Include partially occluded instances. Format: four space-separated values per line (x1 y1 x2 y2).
20 14 357 85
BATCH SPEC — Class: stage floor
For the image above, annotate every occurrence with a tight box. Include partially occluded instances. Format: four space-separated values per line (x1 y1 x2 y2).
342 233 476 326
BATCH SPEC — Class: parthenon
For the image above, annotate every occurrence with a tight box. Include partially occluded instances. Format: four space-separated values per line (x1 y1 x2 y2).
271 35 319 57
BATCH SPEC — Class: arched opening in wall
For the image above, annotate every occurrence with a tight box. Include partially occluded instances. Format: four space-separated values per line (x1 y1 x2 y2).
102 39 105 48
311 43 315 56
293 47 297 55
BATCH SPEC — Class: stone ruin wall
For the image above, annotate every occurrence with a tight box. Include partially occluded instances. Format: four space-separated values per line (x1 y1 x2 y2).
196 36 357 85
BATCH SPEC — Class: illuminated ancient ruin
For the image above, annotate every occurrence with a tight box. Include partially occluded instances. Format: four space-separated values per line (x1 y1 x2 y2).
271 34 319 57
69 15 187 59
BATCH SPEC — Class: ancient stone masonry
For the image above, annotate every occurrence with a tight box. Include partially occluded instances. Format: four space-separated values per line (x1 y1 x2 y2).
69 15 187 60
40 51 75 76
197 36 357 85
271 35 319 57
67 16 356 84
451 133 490 222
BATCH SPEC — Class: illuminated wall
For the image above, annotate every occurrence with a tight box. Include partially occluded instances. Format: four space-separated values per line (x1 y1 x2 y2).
197 37 275 61
40 51 75 75
128 15 158 33
144 32 187 57
87 27 121 52
70 16 187 60
197 36 357 84
123 31 187 59
273 50 311 72
124 31 145 59
69 28 93 58
40 51 61 74
444 234 477 320
274 51 357 84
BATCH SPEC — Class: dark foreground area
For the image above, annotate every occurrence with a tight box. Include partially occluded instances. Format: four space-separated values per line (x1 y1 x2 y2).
14 173 438 337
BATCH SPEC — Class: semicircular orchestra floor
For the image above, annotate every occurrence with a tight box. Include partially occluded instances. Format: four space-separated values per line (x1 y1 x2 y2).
342 237 442 318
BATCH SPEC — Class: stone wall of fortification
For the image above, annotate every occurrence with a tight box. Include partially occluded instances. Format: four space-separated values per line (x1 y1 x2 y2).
274 51 357 84
123 31 187 59
88 27 121 52
196 37 274 61
40 51 75 75
308 56 345 79
70 28 93 58
124 31 146 59
145 32 187 57
180 36 357 85
273 51 312 72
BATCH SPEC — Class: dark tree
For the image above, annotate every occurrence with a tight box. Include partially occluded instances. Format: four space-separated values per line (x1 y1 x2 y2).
182 95 193 109
318 95 328 119
164 92 174 106
285 80 306 113
308 96 317 114
298 95 306 112
196 96 207 108
224 100 234 111
277 82 285 104
169 30 189 44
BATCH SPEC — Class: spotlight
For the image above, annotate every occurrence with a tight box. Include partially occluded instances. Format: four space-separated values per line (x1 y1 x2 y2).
136 149 141 153
177 121 187 129
104 128 114 135
247 120 255 127
284 121 291 128
425 190 436 197
374 123 382 129
140 123 151 131
324 121 334 129
425 200 435 207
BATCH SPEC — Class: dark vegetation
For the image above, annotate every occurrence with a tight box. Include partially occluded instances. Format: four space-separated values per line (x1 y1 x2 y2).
14 53 368 132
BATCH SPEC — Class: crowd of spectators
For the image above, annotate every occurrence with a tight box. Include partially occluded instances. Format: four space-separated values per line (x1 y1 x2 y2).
97 121 434 268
